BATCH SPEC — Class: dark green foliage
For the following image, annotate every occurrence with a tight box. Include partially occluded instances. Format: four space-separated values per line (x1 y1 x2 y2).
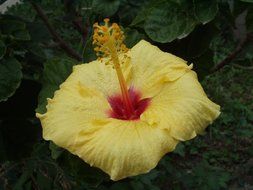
0 0 252 189
194 0 218 24
92 0 120 17
0 58 22 101
0 40 6 59
144 1 199 43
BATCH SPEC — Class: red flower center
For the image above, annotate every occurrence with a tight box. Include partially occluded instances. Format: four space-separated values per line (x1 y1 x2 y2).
107 87 151 120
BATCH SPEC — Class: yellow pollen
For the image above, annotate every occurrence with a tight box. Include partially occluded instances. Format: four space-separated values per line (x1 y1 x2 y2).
93 18 128 57
93 18 134 116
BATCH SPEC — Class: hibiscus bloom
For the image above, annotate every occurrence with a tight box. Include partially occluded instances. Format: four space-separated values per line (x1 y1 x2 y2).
36 19 220 180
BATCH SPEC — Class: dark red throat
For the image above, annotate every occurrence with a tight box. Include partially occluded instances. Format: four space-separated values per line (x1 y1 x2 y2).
107 87 151 120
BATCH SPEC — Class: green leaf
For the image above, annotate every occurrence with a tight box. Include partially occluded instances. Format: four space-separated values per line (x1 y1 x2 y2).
173 143 185 157
0 40 6 59
60 152 108 186
49 141 64 160
130 181 145 190
177 16 197 39
25 43 46 58
0 18 30 41
13 170 31 190
0 19 26 34
210 33 236 64
194 0 218 24
26 21 51 42
12 29 30 41
0 58 22 102
144 1 197 43
110 182 131 190
124 28 146 48
92 0 120 17
130 0 159 27
118 3 138 25
36 57 77 114
240 0 253 2
36 172 52 190
118 0 149 25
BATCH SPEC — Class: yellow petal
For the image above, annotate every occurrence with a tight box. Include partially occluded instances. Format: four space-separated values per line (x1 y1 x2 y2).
141 70 220 141
130 40 192 98
37 80 110 151
71 55 132 97
73 119 178 181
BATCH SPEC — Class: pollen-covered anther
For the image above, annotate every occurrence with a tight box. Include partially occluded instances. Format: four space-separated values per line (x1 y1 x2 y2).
93 18 128 58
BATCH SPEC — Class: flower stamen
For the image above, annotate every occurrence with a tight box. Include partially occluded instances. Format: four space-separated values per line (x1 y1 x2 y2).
93 19 134 117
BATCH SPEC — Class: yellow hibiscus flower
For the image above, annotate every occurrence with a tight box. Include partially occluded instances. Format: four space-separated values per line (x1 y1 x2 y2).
36 19 220 181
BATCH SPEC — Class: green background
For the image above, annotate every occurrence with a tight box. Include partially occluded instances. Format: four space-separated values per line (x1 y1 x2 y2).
0 0 253 189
